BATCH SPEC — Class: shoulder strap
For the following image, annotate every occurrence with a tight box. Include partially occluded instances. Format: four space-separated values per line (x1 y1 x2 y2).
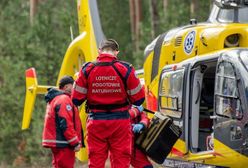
112 60 132 89
82 62 96 79
111 62 127 89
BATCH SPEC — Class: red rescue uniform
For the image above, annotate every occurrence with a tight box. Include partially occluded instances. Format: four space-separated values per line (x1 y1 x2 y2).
43 88 82 168
72 53 145 168
129 107 153 168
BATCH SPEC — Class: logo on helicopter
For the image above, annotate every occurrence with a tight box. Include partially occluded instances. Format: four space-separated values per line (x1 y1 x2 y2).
184 30 196 55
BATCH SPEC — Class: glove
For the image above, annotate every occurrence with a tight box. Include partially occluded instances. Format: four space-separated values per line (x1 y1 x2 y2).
134 105 144 113
132 123 144 133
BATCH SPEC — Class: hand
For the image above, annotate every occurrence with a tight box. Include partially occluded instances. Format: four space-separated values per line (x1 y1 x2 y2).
132 123 144 133
133 105 144 113
74 144 80 152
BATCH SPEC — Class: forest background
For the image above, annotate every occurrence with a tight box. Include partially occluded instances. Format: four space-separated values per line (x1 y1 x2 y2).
0 0 211 167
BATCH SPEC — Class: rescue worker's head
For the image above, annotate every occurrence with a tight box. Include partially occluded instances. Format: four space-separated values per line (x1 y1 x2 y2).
59 75 74 94
99 39 119 56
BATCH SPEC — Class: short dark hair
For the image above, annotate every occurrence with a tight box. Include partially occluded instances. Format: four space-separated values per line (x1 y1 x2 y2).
59 75 74 89
99 39 119 51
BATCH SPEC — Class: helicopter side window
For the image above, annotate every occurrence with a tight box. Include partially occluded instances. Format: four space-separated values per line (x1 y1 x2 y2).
159 68 184 118
240 51 248 101
218 8 248 23
215 62 242 119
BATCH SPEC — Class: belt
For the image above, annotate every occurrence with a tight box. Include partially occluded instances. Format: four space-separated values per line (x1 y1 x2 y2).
87 102 129 110
88 111 129 120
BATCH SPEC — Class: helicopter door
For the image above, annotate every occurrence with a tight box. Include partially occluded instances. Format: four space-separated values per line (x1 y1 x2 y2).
190 65 204 153
212 56 244 153
158 65 188 155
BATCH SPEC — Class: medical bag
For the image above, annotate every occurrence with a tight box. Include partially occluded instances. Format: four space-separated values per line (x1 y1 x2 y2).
135 112 182 164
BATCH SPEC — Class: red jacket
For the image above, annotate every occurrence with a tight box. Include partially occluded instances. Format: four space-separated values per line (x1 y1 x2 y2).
72 53 145 112
129 107 150 127
42 88 82 148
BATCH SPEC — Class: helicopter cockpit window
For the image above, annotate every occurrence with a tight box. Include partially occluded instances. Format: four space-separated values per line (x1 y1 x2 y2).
159 68 184 118
218 7 248 23
215 62 242 119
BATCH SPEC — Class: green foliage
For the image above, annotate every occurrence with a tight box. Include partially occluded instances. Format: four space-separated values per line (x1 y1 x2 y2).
0 0 78 166
197 0 212 21
0 57 26 165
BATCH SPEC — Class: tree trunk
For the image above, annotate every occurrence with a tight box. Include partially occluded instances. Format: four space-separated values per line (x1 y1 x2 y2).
163 0 168 13
129 0 135 43
134 0 141 51
30 0 38 25
190 0 198 18
129 0 142 52
150 0 159 38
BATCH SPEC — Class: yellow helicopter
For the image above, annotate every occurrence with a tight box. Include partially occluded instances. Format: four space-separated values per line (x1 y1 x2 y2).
143 0 248 167
22 0 105 161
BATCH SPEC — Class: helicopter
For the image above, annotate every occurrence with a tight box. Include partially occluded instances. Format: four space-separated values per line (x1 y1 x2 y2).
143 0 248 167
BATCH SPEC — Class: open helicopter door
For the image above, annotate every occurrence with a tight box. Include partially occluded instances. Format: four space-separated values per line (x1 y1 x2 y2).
187 56 220 162
212 51 248 160
157 63 191 157
189 64 204 153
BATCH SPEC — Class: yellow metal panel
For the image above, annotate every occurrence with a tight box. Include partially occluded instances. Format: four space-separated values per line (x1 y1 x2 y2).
203 139 248 168
76 102 88 161
187 154 215 161
22 77 37 130
36 85 55 94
